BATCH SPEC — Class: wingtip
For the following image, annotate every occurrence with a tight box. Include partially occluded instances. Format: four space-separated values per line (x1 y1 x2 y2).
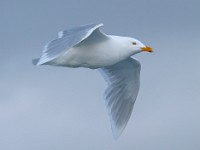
112 127 123 140
98 23 104 27
110 121 125 140
32 58 40 66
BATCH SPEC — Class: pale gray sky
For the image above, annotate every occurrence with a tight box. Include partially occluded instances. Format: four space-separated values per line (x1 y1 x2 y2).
0 0 200 150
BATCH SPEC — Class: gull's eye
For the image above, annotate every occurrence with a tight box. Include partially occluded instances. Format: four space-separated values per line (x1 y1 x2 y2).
132 42 137 45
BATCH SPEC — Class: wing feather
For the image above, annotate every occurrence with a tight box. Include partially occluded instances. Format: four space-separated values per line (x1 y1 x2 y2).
99 58 141 139
33 23 106 65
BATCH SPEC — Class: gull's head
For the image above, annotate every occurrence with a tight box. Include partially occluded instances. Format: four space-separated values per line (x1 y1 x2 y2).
125 37 153 55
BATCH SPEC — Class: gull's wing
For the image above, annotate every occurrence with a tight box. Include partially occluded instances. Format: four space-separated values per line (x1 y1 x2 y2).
33 23 107 65
99 58 141 139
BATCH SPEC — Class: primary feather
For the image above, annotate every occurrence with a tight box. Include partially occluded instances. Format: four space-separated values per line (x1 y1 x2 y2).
99 58 141 139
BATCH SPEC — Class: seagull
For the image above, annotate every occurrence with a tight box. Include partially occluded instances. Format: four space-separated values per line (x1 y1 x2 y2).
33 23 153 139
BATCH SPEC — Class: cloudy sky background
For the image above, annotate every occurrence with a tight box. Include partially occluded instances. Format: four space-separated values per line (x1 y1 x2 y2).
0 0 200 149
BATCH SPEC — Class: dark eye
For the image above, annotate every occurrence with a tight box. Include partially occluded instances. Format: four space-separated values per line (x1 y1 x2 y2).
132 42 137 45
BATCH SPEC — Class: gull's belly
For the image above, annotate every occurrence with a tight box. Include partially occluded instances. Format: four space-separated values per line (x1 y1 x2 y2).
54 48 116 68
53 42 129 69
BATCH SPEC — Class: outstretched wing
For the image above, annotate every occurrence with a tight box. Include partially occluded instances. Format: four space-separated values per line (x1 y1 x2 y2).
33 23 106 65
99 58 141 139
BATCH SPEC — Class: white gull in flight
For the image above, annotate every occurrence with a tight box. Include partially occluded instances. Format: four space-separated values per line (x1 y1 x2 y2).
33 23 153 139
